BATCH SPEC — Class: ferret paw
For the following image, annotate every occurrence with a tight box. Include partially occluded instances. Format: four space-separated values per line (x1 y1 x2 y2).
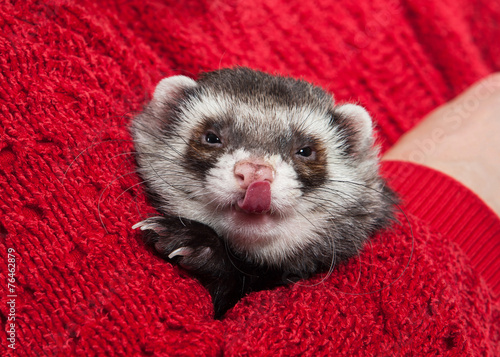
163 244 215 271
167 246 194 259
133 216 222 271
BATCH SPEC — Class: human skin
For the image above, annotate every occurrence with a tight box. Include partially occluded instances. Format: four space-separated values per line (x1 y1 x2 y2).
382 73 500 217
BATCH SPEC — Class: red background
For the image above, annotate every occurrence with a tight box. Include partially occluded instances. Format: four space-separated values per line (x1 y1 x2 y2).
1 0 499 355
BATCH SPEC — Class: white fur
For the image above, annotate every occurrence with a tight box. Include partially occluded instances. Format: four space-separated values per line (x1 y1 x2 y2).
132 74 383 266
153 75 197 102
334 103 373 149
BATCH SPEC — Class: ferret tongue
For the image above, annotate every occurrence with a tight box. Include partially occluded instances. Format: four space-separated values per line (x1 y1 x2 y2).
238 181 272 213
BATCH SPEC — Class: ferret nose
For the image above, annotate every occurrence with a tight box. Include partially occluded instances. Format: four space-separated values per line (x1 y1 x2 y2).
234 159 274 189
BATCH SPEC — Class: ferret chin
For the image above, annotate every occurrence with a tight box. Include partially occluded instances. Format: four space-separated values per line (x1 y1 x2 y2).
131 67 396 318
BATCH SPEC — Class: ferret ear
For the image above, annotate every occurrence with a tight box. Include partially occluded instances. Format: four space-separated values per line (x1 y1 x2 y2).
151 75 198 104
132 76 198 135
333 103 374 151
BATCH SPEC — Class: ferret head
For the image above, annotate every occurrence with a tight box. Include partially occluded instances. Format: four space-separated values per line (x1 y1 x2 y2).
132 68 393 268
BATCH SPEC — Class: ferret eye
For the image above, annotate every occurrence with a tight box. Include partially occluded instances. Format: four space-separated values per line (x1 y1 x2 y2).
296 147 314 158
205 132 222 145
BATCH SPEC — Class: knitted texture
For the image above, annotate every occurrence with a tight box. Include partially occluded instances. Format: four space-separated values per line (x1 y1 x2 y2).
1 0 499 355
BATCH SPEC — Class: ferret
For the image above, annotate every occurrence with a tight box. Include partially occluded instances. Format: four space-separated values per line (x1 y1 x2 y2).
131 67 395 318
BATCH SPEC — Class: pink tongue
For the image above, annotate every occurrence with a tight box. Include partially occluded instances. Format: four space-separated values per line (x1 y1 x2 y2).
238 181 272 213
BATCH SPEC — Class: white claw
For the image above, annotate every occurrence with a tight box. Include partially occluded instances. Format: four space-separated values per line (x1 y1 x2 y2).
132 221 144 230
132 217 161 231
132 219 160 231
168 247 193 259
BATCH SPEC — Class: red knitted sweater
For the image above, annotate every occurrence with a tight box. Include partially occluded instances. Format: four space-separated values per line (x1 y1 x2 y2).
1 0 499 355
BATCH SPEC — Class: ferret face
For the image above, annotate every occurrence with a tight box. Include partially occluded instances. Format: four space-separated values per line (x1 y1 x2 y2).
132 68 386 266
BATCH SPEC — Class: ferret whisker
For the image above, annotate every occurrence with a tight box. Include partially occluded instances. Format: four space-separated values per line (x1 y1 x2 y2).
131 125 173 145
108 152 139 174
137 148 208 177
349 240 363 289
314 183 372 200
327 179 399 203
134 117 189 153
296 109 315 132
318 236 338 287
145 161 189 194
223 238 260 278
63 138 132 184
99 171 138 199
303 191 355 209
126 148 177 162
300 195 368 219
284 206 337 288
130 187 148 221
97 170 137 234
143 167 201 182
312 185 382 214
130 67 398 317
105 150 136 159
133 124 189 160
116 179 149 201
184 191 216 204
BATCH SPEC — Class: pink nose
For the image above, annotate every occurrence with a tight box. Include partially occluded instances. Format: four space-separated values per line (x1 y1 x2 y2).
234 159 274 189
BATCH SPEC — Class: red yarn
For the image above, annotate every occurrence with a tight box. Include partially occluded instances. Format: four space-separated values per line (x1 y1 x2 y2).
1 0 499 355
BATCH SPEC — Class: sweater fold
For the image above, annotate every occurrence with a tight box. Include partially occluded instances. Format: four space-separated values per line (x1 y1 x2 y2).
382 160 500 298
